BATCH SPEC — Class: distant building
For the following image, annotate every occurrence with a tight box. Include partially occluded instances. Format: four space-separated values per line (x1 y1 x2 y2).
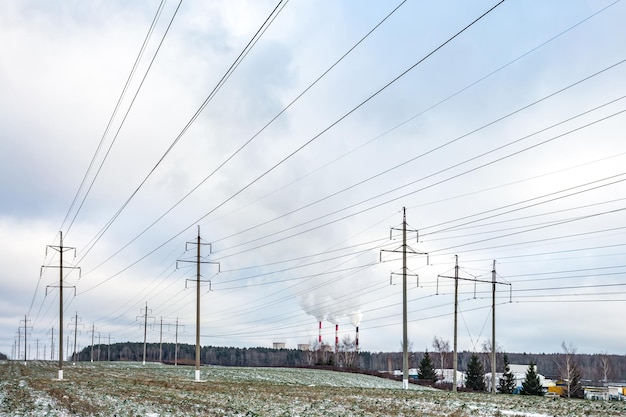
297 344 310 351
273 342 286 350
435 369 465 387
485 364 554 393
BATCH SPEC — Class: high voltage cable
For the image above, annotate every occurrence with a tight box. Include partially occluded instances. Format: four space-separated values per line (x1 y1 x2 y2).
209 253 382 320
506 264 626 279
425 210 625 243
210 62 626 248
430 243 626 265
210 280 626 340
211 156 625 272
76 0 464 278
210 109 626 263
424 196 626 238
74 0 288 269
60 0 168 236
28 0 170 315
30 0 187 329
210 93 626 258
432 225 626 258
92 0 409 269
217 252 380 312
186 213 401 323
70 1 185 251
421 173 626 235
206 1 621 245
424 200 626 243
214 262 379 289
77 2 506 293
17 0 620 352
220 236 389 272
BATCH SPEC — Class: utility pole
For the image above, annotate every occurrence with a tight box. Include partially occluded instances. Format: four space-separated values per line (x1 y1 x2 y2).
174 318 184 367
16 328 21 362
107 334 114 361
136 303 155 365
159 316 163 364
437 257 511 393
42 232 79 380
97 332 102 361
70 312 83 364
177 226 219 382
50 327 55 361
90 323 95 362
380 207 428 390
36 339 39 360
491 260 496 394
156 317 175 364
20 315 33 364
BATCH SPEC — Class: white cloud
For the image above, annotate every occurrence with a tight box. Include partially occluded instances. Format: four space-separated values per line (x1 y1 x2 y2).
1 0 625 360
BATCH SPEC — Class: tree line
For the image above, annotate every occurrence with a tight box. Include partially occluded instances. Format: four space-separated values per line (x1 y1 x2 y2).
69 341 626 384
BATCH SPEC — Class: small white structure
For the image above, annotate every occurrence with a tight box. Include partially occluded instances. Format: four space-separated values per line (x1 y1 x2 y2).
272 342 286 349
485 364 553 393
435 369 465 387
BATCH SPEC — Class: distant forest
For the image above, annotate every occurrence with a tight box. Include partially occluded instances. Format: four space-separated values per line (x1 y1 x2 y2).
69 342 626 383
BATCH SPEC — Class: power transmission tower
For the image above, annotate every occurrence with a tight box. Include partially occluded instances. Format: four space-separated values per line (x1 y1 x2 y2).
174 318 185 366
156 317 176 364
20 316 33 364
107 333 114 361
159 317 164 364
177 226 219 382
380 207 428 390
41 232 80 380
89 323 101 363
436 256 511 392
16 328 21 362
49 327 55 361
136 303 155 365
97 332 102 361
69 312 84 364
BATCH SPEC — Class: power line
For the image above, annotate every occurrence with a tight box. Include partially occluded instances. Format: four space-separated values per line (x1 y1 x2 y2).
209 94 625 259
60 0 169 235
74 0 288 270
76 2 506 294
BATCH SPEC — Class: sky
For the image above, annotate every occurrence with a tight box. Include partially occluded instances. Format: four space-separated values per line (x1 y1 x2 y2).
1 0 625 362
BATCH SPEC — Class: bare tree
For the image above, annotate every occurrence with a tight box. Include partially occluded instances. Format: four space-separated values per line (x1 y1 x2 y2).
432 336 451 378
560 341 582 398
480 339 503 371
340 335 358 368
599 352 612 383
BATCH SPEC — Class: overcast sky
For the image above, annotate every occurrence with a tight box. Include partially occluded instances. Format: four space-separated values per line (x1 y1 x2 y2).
1 0 625 362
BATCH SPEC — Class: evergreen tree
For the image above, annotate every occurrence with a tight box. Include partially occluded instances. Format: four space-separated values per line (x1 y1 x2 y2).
465 353 486 391
520 361 543 396
417 351 438 382
498 353 516 394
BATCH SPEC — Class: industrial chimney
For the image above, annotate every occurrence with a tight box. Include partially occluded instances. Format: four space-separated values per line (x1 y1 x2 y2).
318 321 322 345
355 326 359 353
335 324 339 355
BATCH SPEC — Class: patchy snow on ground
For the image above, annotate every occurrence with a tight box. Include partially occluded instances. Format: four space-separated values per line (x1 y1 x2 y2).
1 361 625 416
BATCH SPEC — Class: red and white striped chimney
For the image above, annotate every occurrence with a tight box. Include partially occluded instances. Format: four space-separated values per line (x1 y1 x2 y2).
335 324 339 354
318 321 322 344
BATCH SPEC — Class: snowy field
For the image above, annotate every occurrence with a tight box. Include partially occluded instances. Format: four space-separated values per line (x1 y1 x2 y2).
1 361 625 416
